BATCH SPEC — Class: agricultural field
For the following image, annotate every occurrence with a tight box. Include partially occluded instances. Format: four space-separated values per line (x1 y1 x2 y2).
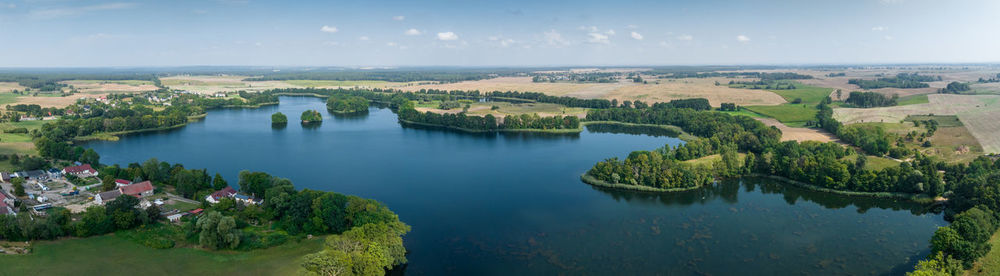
856 120 983 163
0 120 47 155
283 79 411 88
760 84 833 105
742 104 818 127
414 100 588 119
61 80 159 93
0 82 25 93
896 94 930 106
754 117 836 143
0 234 323 276
161 75 298 94
833 94 1000 153
403 76 787 107
7 92 105 108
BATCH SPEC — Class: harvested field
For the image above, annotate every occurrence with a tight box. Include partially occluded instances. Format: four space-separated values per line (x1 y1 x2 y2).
755 117 836 143
61 80 159 93
834 94 1000 153
161 75 299 94
11 93 107 108
0 82 25 92
405 77 787 107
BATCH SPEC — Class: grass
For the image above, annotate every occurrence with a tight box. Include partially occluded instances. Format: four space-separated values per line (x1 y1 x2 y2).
897 94 930 106
718 109 766 119
765 84 834 104
840 152 901 170
967 231 1000 275
905 115 964 127
743 104 818 127
0 234 324 276
0 92 21 105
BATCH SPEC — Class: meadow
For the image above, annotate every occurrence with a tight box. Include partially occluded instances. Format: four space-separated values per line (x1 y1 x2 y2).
742 104 818 127
0 234 323 276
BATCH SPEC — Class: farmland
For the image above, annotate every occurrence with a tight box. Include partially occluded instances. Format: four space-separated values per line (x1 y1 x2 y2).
60 80 159 93
743 104 817 127
834 94 1000 154
402 76 787 106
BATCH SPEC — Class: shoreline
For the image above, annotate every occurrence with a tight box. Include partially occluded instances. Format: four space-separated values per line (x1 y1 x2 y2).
580 172 936 204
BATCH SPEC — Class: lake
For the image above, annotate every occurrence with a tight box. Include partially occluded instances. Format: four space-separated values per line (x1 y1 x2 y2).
85 96 946 275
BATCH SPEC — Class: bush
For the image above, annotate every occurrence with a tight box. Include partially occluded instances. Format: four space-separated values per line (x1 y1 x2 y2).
3 127 28 134
791 98 803 104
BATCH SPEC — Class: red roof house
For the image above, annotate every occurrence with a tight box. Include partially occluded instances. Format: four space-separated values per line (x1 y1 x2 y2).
114 179 132 187
206 186 237 204
62 164 99 177
121 181 154 198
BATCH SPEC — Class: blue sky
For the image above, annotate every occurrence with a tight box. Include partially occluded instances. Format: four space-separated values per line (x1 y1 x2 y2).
1 0 998 67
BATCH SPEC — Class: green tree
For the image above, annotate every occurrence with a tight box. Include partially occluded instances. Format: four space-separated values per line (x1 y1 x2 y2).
196 211 241 250
212 173 228 191
11 177 25 197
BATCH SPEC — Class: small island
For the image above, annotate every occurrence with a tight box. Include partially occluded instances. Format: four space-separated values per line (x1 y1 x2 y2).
326 95 370 114
300 109 323 124
270 112 287 126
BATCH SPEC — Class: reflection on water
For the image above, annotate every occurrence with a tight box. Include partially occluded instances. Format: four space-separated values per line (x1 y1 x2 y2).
85 96 946 275
585 122 682 138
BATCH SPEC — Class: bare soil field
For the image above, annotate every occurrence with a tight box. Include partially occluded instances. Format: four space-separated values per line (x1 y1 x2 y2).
61 80 159 93
0 82 25 92
404 77 786 107
161 75 299 94
13 93 107 108
755 117 836 143
834 94 1000 153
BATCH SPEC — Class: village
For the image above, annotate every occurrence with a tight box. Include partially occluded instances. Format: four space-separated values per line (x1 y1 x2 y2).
0 163 261 223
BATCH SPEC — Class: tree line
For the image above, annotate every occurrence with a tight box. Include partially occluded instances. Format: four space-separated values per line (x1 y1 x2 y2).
844 91 898 108
848 73 938 89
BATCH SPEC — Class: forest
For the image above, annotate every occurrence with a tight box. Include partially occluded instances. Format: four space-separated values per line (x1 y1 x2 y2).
844 91 898 108
848 73 938 89
939 81 972 94
326 95 370 114
300 110 323 123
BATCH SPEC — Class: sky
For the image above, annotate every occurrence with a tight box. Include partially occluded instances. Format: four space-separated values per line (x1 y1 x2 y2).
0 0 998 67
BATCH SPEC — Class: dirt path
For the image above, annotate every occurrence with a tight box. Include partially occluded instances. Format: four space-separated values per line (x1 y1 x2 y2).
755 118 837 143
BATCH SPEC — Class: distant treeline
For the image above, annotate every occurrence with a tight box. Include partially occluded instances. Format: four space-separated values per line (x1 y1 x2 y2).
659 72 813 81
938 82 971 94
844 91 898 108
848 73 938 89
243 70 505 83
0 73 161 91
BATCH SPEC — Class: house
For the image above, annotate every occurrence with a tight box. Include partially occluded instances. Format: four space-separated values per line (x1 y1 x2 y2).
205 186 237 204
121 181 154 198
0 192 14 216
95 189 122 205
24 170 48 181
233 194 263 205
115 179 132 187
63 164 98 178
47 168 62 178
189 208 204 215
167 213 184 223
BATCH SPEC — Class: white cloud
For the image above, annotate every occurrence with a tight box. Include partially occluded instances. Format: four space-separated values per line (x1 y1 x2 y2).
587 33 610 44
872 26 887 31
884 35 894 40
605 29 616 35
437 32 458 41
254 42 262 47
404 28 423 36
658 41 671 47
630 31 643 40
579 25 599 32
736 35 751 42
543 30 569 47
358 36 370 41
392 15 405 21
626 24 638 29
500 39 515 47
30 2 136 19
676 34 693 41
5 3 16 8
386 42 397 47
320 25 338 33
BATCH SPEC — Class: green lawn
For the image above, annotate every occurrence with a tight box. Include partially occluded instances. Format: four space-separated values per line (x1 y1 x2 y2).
897 94 930 106
839 152 901 170
967 231 1000 275
767 84 834 104
743 104 818 127
718 109 766 119
0 234 323 276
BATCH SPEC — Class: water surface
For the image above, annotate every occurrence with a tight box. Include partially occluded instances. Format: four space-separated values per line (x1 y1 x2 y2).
86 96 945 275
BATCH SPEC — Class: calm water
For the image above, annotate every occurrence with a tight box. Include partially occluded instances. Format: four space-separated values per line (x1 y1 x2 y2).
86 96 946 275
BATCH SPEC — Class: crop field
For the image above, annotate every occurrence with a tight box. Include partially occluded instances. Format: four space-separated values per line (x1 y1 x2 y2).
9 92 105 108
742 104 818 127
161 75 299 94
754 117 836 143
859 121 983 163
764 84 833 104
897 94 930 105
61 80 159 93
0 82 25 93
834 94 1000 153
414 101 588 119
283 79 410 88
0 234 323 275
405 77 787 107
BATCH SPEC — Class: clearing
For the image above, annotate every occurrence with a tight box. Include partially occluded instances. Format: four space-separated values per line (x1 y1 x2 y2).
755 117 836 143
743 104 818 127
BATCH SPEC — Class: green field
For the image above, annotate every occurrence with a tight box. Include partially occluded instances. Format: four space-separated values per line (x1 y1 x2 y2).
0 120 46 155
766 84 834 104
285 80 398 88
743 104 818 127
968 231 1000 275
897 94 930 106
0 234 323 276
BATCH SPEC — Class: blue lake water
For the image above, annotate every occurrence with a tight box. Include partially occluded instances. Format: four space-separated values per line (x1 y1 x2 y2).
85 96 946 275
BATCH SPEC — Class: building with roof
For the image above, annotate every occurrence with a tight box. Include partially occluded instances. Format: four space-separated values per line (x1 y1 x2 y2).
121 181 154 198
234 194 263 205
205 186 237 204
95 189 122 205
115 179 132 187
62 164 98 178
24 170 48 182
